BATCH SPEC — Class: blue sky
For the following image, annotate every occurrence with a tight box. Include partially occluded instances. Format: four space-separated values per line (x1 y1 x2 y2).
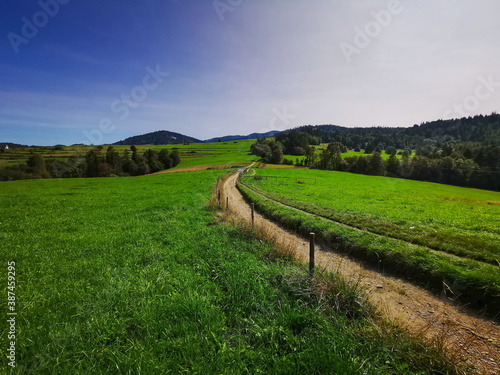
1 0 500 145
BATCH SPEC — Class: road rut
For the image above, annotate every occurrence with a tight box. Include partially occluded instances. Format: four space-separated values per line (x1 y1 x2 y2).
220 170 500 375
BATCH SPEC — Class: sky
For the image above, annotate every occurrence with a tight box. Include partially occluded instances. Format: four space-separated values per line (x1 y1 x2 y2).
1 0 500 146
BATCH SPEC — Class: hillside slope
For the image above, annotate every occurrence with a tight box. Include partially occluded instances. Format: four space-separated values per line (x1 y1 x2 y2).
204 130 281 143
114 130 201 145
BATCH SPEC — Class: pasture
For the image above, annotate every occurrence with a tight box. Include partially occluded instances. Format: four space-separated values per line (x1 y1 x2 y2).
240 167 500 313
0 140 257 170
0 170 454 374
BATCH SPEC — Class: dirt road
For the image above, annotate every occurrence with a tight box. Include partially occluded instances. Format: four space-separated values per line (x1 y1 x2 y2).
220 170 500 375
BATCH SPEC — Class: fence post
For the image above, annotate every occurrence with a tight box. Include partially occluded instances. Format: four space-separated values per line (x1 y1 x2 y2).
251 203 255 228
309 233 315 275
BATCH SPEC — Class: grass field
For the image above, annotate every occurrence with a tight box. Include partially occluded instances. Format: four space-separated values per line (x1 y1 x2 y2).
0 140 257 170
315 146 411 160
240 167 500 313
340 150 410 160
0 171 458 374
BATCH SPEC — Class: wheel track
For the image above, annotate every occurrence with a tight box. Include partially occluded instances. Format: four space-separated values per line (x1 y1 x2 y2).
220 169 500 375
240 178 497 266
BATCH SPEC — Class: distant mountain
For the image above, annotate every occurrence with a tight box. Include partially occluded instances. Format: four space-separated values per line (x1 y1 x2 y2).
0 142 28 149
204 130 281 143
113 130 201 145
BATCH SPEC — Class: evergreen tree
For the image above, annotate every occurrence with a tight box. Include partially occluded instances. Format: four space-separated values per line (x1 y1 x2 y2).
386 154 400 175
369 152 385 175
159 149 173 169
84 149 103 177
144 149 163 173
130 145 139 162
106 146 122 174
171 150 181 167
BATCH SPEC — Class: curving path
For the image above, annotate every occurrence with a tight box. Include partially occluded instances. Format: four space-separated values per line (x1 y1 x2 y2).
220 170 500 375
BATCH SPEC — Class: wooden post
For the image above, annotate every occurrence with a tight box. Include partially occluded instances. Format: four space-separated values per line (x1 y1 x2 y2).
309 233 315 275
217 190 221 206
251 203 255 228
226 196 229 211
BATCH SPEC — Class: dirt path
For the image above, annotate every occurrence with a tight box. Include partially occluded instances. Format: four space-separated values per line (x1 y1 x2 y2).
221 170 500 375
147 163 247 175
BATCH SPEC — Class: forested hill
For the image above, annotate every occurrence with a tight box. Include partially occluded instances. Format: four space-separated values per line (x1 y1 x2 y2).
0 142 28 149
287 113 500 149
204 130 281 143
253 113 500 191
114 130 201 145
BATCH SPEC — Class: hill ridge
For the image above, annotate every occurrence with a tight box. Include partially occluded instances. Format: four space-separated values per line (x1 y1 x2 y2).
113 130 201 145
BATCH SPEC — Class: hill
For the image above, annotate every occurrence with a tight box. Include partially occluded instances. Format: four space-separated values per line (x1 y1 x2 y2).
113 130 201 145
113 129 282 146
204 130 281 143
0 142 28 149
283 113 500 149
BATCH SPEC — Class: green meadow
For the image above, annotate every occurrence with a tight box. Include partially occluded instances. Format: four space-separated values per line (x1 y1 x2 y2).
240 167 500 313
0 140 257 170
317 146 410 160
0 171 460 374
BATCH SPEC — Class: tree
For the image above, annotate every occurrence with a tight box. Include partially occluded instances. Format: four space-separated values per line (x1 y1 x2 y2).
354 156 369 174
130 145 139 162
305 146 319 167
364 143 375 154
319 142 342 170
401 149 412 158
269 146 283 164
400 151 413 178
369 152 385 175
137 161 150 175
386 154 400 175
291 146 306 156
159 149 172 169
250 140 272 158
26 154 49 177
98 163 114 177
84 149 103 177
385 146 397 156
123 159 139 176
441 142 454 157
106 146 122 174
410 156 432 181
170 150 181 167
144 149 163 173
250 139 284 164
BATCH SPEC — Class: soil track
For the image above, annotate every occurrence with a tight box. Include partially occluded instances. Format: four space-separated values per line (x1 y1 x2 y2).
148 163 247 175
221 170 500 374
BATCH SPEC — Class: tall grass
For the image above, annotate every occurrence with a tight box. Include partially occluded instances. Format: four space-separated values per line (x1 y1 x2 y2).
242 168 500 265
0 172 467 373
238 183 500 318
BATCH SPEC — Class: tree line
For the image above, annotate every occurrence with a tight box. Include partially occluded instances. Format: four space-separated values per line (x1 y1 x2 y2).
282 113 500 151
318 143 499 191
0 146 180 181
251 131 499 192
